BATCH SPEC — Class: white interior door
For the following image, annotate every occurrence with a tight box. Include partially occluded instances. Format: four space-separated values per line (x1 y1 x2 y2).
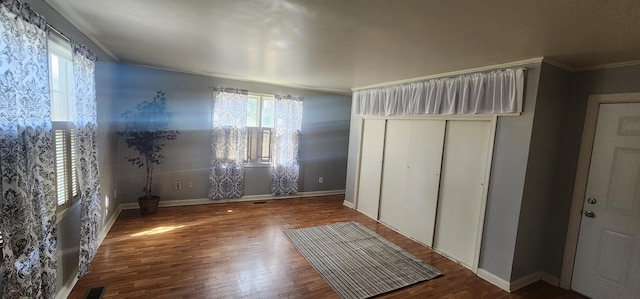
433 120 491 268
379 120 445 246
356 119 386 220
572 103 640 299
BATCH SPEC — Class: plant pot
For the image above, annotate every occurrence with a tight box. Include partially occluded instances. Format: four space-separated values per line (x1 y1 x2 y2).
138 196 160 215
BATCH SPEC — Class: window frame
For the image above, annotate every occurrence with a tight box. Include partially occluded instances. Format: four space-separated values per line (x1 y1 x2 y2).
48 33 79 212
245 93 275 166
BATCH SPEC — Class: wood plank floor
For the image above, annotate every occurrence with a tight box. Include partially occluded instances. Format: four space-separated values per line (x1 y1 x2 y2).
69 195 585 298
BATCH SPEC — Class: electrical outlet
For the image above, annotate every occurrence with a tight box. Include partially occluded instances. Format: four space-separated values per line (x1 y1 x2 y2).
175 181 181 190
318 177 324 184
188 181 193 188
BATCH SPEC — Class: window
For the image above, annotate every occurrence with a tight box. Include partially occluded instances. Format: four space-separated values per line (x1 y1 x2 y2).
245 93 275 164
49 33 78 210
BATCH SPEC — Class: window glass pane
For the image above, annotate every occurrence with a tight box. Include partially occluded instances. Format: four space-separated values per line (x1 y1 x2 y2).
60 59 70 93
50 91 63 121
51 54 60 90
261 98 275 128
49 49 73 121
246 96 259 127
244 94 275 164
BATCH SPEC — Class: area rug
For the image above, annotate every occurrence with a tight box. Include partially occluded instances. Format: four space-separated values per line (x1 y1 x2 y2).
283 221 442 299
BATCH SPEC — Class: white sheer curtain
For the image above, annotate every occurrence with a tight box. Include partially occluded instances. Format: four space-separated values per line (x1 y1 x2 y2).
354 68 525 116
210 88 247 200
272 95 303 195
71 40 101 277
0 1 57 298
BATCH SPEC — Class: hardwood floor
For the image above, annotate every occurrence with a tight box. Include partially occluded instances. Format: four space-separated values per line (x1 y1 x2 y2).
69 195 585 298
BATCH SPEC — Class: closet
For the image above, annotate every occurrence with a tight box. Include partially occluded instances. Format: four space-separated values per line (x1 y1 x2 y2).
379 120 445 247
355 117 494 269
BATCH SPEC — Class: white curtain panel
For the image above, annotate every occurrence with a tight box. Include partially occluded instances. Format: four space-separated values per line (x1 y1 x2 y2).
72 41 102 277
0 1 57 298
210 88 248 200
272 95 303 196
354 68 525 116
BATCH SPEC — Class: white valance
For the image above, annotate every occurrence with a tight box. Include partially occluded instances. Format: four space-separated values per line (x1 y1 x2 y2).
353 68 525 116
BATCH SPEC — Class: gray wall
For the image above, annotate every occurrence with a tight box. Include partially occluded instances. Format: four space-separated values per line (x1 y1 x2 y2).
20 0 119 295
478 63 541 280
511 63 573 280
112 64 351 204
95 59 120 239
25 0 114 62
572 64 640 102
483 62 640 282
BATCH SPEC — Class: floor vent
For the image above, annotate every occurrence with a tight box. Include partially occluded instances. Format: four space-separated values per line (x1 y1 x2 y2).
254 201 267 204
84 286 106 299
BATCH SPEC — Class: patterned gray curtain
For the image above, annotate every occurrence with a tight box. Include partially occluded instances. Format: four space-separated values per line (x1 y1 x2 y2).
209 88 247 200
0 1 57 298
71 41 101 277
272 95 303 195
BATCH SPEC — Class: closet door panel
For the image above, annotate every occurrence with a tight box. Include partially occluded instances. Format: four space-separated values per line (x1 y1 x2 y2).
378 120 410 232
356 119 386 219
434 120 491 267
379 120 445 246
404 120 446 246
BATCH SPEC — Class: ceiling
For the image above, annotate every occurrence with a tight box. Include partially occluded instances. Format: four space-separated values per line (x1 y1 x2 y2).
45 0 640 93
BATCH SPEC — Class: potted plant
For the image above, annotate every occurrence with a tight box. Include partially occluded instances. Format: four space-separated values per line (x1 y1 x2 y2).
119 90 179 215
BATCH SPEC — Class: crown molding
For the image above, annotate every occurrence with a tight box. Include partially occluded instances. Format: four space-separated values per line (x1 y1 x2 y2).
352 57 544 91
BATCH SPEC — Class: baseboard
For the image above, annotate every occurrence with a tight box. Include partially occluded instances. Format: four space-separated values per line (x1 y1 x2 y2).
55 268 79 299
510 272 543 292
477 268 511 292
510 271 559 291
98 205 123 245
342 200 354 209
120 190 346 210
540 272 560 286
55 204 123 299
477 270 560 293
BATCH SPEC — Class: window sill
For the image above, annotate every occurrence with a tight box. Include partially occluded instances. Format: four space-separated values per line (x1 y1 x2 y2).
244 163 272 169
55 199 81 224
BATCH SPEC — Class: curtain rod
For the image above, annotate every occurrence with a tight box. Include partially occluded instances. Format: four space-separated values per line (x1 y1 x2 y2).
351 58 539 92
352 67 528 92
47 24 70 42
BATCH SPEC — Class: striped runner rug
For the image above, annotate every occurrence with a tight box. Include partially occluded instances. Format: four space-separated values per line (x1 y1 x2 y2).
284 221 442 299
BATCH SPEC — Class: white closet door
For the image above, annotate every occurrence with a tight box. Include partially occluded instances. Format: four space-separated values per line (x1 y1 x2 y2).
379 120 445 246
434 120 491 267
356 119 386 219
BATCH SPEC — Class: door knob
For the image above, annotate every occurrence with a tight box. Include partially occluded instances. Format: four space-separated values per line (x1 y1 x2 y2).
584 210 595 218
587 197 597 204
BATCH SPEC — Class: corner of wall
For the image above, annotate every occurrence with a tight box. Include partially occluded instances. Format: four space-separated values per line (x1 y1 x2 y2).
510 272 560 292
478 268 559 293
511 62 574 279
478 62 542 281
477 268 511 292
